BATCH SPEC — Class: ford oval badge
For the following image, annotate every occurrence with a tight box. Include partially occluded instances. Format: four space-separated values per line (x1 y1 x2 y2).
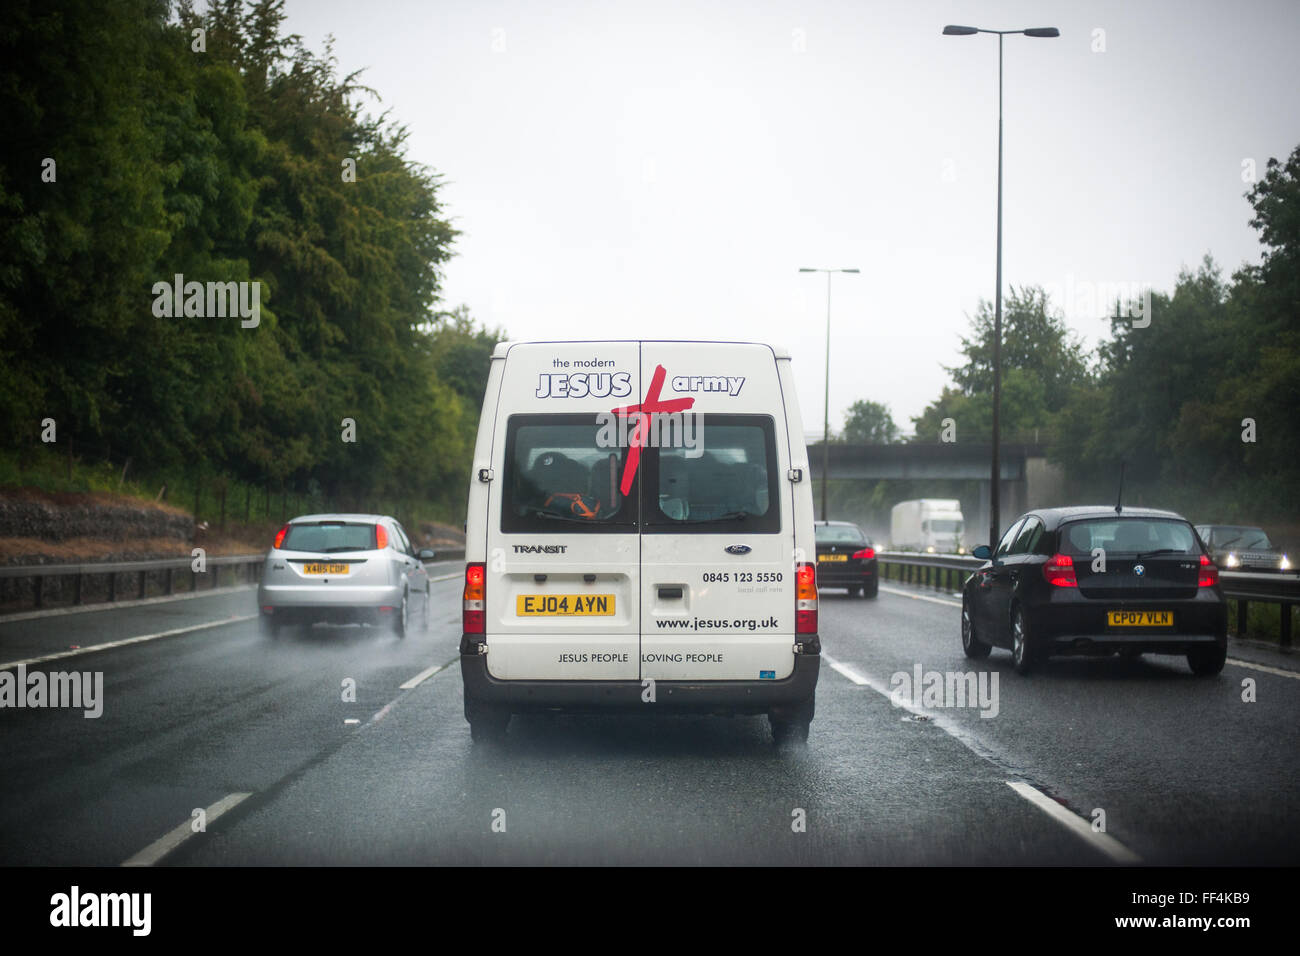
725 545 752 555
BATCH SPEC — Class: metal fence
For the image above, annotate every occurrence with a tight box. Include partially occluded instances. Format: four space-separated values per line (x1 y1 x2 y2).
0 550 468 615
874 550 1299 648
0 554 268 611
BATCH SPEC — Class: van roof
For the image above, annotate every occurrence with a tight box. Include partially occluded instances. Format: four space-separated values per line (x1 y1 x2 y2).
491 340 791 360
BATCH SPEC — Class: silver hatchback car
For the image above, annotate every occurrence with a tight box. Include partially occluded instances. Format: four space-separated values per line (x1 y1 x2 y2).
257 514 435 637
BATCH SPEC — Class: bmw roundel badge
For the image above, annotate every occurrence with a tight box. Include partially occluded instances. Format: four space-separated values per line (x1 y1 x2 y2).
1134 564 1145 576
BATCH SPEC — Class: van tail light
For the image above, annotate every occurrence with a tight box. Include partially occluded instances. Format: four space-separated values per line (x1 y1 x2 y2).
463 562 486 634
1043 553 1077 587
796 561 818 634
375 524 388 549
852 547 875 560
1198 553 1219 587
273 524 289 549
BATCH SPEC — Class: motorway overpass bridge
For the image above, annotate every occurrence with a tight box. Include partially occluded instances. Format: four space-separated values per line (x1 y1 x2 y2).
807 442 1067 543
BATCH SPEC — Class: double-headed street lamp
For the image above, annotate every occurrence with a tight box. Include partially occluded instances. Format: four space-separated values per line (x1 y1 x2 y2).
799 267 859 521
942 24 1058 548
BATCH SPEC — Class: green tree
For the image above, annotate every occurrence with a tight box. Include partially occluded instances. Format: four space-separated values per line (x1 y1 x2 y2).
840 400 900 444
910 285 1088 443
0 0 494 523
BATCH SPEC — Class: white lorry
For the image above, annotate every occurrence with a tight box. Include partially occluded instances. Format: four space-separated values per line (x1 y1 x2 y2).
890 499 965 553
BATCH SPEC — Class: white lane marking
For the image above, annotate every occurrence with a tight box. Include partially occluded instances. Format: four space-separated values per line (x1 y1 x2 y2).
822 653 870 686
822 653 935 721
344 718 361 725
121 792 251 867
1227 658 1299 680
824 652 1142 862
400 662 447 690
1006 781 1142 864
879 584 962 607
0 584 257 624
0 615 257 671
428 572 460 583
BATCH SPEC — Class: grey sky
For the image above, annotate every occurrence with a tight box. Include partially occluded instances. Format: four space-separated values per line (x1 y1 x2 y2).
282 0 1300 437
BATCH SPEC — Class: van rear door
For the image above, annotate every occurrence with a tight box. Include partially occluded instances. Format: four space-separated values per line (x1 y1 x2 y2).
638 343 796 681
485 343 641 681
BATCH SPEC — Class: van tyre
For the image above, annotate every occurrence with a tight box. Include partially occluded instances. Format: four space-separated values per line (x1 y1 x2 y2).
769 697 814 745
961 597 991 659
1011 605 1037 675
466 699 510 743
1187 640 1227 676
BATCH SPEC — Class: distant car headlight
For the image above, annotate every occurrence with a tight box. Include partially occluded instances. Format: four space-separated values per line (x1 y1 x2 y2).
957 546 966 555
1282 554 1292 570
926 545 936 554
1224 553 1240 568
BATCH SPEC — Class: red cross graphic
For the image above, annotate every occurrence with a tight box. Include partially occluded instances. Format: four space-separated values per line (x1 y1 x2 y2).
610 364 695 496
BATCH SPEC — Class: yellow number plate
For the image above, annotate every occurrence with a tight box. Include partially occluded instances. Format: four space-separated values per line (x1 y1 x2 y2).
303 563 349 575
517 594 615 616
1107 610 1172 627
819 554 849 562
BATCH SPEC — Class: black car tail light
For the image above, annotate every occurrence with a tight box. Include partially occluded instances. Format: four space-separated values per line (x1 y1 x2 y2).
852 547 875 560
1043 552 1078 587
1198 553 1219 587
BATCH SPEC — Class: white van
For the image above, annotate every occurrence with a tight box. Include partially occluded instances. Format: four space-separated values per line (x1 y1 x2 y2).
459 340 821 743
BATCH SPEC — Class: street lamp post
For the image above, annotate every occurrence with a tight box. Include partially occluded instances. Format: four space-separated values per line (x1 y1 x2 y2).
799 267 860 521
943 24 1057 548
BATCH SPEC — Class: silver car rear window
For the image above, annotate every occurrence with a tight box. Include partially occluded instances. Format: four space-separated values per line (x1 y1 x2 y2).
282 522 377 553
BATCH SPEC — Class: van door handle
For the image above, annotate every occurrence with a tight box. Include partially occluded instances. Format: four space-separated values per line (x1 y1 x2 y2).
657 586 683 599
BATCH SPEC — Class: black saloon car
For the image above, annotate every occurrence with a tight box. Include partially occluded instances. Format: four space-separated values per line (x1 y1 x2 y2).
961 506 1227 675
814 520 879 598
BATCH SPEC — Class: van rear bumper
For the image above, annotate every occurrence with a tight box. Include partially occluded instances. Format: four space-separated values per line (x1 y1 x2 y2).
459 642 820 716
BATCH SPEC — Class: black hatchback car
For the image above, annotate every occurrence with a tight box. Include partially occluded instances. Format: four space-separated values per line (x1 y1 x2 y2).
814 520 879 598
961 506 1227 675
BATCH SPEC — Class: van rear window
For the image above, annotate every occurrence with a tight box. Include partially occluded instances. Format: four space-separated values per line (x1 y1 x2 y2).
502 415 639 533
644 416 780 534
500 413 780 534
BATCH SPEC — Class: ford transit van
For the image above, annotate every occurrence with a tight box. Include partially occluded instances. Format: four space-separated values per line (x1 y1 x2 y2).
459 341 820 743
